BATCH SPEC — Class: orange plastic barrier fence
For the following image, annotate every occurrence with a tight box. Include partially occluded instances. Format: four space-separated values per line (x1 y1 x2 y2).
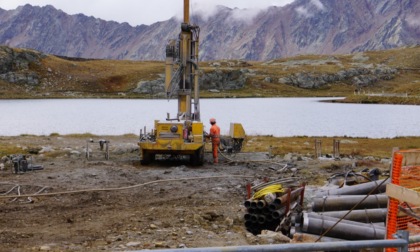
386 149 420 252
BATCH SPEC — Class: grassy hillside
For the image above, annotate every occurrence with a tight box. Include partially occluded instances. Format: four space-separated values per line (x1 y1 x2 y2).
0 46 418 103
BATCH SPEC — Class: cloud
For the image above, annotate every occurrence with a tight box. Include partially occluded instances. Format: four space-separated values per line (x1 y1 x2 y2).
230 8 264 23
0 0 295 25
189 3 264 24
189 2 221 21
295 0 325 18
295 6 312 18
311 0 325 10
405 14 420 28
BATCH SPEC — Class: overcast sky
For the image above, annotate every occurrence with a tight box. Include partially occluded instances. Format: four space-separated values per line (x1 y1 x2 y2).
0 0 295 26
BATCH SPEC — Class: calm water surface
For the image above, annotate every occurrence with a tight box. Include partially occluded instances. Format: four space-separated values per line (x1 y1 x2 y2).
0 98 419 138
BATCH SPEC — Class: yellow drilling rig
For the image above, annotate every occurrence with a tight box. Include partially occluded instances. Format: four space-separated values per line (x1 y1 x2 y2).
138 0 245 165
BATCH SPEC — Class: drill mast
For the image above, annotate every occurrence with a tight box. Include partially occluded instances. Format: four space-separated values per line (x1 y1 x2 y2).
165 0 200 121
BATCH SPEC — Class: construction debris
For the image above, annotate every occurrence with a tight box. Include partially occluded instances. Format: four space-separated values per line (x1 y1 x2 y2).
243 168 390 242
7 154 44 174
244 178 304 235
292 172 389 241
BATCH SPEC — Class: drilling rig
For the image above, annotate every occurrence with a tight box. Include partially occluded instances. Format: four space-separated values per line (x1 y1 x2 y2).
138 0 205 165
138 0 245 165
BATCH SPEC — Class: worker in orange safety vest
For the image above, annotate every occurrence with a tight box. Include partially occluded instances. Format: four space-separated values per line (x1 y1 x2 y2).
209 118 221 163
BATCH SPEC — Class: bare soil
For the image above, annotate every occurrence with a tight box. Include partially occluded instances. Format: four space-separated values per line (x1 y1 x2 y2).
0 135 389 251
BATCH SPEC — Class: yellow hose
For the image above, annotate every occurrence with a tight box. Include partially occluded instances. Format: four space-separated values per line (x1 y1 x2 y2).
252 184 284 200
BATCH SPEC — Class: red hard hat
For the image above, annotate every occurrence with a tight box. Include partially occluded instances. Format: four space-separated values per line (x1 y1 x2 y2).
209 118 216 123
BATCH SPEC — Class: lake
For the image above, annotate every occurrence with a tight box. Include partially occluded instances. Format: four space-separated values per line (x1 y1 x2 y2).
0 98 419 138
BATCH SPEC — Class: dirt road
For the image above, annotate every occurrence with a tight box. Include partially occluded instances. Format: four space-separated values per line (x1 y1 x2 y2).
0 135 387 251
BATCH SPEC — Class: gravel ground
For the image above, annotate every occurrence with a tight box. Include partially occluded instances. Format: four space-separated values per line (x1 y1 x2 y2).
0 135 389 251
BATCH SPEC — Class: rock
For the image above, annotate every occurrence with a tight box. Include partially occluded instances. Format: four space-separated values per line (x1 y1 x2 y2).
202 210 219 221
112 143 139 154
381 158 391 164
70 150 81 158
0 163 4 170
257 230 291 244
186 230 193 235
279 65 397 89
264 77 272 83
39 245 52 251
149 224 158 229
352 52 369 62
133 79 165 96
126 242 141 247
0 46 43 85
364 156 376 161
193 214 205 224
39 146 54 153
284 153 293 161
200 69 247 90
224 217 234 227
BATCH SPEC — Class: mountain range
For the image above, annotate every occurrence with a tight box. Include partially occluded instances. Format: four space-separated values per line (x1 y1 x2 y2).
0 0 419 61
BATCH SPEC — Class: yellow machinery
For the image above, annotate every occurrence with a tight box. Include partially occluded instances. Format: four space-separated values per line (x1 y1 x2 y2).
138 0 245 165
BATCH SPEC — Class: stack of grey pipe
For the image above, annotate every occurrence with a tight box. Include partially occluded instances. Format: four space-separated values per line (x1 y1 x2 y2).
244 186 304 235
292 178 389 241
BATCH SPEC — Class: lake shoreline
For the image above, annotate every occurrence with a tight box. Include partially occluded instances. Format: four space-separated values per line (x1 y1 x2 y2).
1 95 419 106
1 134 419 159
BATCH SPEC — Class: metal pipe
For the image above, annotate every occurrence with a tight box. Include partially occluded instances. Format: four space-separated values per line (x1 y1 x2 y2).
268 190 303 211
316 178 389 196
244 221 253 228
250 214 259 223
312 194 388 211
250 201 258 209
272 187 304 207
305 212 385 230
410 234 420 244
319 208 387 223
256 200 266 209
183 0 189 24
142 237 408 252
247 208 261 214
271 207 286 219
301 213 385 240
257 215 266 224
244 200 255 209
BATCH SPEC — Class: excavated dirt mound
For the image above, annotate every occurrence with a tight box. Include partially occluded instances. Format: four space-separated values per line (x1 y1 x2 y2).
0 135 388 251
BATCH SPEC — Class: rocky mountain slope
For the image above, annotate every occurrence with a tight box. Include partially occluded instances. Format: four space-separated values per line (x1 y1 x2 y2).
0 0 418 61
0 45 419 104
